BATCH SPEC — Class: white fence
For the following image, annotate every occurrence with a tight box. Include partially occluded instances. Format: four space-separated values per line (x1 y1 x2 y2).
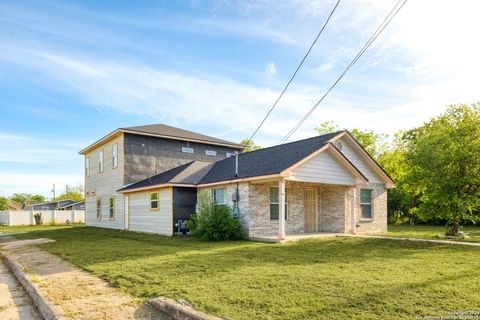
0 210 85 226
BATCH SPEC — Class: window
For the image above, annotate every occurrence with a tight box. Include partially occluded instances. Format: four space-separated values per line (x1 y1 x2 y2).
360 189 373 219
212 188 227 204
270 187 288 220
99 150 104 173
96 198 101 220
205 150 217 156
150 192 159 210
112 143 118 168
109 197 115 220
182 147 194 153
226 152 233 157
85 157 90 177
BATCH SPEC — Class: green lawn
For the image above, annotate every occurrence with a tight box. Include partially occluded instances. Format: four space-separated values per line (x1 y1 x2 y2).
2 226 480 319
384 224 480 243
0 224 81 234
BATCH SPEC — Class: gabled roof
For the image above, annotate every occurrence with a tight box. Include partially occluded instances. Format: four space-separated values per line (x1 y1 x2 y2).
57 200 85 209
79 124 243 154
199 131 344 184
118 161 213 193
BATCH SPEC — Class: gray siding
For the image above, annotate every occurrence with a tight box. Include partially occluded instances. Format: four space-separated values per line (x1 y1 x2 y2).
123 133 241 185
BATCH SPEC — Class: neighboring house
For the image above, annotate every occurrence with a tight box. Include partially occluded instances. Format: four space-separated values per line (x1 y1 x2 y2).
7 201 22 211
79 124 244 231
23 200 78 211
57 201 85 210
89 127 394 239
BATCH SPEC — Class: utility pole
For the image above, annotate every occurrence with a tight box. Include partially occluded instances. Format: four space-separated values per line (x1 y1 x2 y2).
51 184 56 200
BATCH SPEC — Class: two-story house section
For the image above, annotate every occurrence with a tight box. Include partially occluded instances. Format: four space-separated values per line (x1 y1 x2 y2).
79 124 244 231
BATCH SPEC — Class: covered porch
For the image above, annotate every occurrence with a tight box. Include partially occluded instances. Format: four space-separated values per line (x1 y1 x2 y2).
247 179 361 241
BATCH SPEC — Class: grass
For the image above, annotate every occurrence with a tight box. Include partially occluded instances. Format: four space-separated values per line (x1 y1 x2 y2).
384 224 480 243
2 226 479 319
0 224 80 234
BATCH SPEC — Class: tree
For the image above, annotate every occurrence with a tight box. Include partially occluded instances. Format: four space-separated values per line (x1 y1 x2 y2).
56 185 84 202
240 139 261 152
403 103 480 232
0 196 9 210
11 193 45 204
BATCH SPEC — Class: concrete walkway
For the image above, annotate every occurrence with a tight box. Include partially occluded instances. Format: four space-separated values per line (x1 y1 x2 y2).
1 238 167 320
0 258 41 320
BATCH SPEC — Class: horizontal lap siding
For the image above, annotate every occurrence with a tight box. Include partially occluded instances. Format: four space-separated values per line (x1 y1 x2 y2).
289 149 357 185
85 134 125 229
338 138 382 183
129 188 173 236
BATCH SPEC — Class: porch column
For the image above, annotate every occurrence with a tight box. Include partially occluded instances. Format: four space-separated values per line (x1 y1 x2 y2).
278 179 286 240
350 186 357 234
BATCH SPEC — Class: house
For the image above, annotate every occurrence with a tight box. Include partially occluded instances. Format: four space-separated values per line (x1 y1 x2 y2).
57 200 85 210
81 124 394 239
23 199 80 211
79 124 244 231
6 201 22 211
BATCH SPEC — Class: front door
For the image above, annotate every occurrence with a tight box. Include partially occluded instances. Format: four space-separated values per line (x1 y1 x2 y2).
304 188 318 233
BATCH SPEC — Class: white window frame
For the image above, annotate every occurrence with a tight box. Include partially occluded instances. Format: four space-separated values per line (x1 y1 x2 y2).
205 150 217 156
99 150 104 173
85 157 90 177
226 152 233 157
150 192 159 211
360 189 373 219
109 197 115 220
270 187 288 220
182 147 194 153
212 188 227 205
112 143 118 168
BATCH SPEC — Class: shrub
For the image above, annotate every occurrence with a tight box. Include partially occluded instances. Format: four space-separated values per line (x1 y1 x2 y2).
186 191 243 241
33 212 43 225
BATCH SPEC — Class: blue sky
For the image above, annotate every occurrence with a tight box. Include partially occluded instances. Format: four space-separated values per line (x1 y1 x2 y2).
0 0 478 198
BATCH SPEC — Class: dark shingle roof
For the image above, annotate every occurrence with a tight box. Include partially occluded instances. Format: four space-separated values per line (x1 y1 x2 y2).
122 124 243 148
199 131 344 184
119 161 213 192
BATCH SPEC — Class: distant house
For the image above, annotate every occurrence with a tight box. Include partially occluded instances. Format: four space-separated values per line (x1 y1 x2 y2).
7 201 22 211
81 125 394 239
23 199 84 211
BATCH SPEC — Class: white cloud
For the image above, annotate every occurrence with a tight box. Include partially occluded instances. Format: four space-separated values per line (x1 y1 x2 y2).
265 62 277 76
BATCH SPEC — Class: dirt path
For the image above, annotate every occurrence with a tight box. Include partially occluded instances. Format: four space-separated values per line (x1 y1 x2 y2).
1 238 167 320
0 258 41 320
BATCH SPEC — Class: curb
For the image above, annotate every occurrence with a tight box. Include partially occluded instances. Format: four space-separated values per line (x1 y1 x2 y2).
0 251 64 320
148 297 224 320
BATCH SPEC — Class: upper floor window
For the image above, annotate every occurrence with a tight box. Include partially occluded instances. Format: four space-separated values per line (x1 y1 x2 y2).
212 188 227 204
205 150 217 156
99 150 104 173
85 157 90 177
112 143 118 168
360 189 373 219
270 187 288 220
182 147 194 154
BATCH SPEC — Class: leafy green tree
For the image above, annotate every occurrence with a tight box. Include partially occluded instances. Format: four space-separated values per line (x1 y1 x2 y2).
240 139 261 152
403 103 480 232
0 196 9 210
56 185 84 202
11 193 45 204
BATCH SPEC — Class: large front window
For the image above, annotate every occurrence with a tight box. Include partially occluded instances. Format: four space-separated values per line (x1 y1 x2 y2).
212 188 227 204
360 189 373 219
270 187 288 220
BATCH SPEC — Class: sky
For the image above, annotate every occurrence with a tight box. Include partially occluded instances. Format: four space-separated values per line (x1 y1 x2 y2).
0 0 479 198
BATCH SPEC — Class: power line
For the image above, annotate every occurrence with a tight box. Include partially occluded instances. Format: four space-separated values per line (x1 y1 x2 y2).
278 0 408 145
247 0 342 143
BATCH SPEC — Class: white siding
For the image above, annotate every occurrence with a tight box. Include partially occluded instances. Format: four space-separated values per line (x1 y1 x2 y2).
84 134 125 229
288 149 358 185
128 188 173 236
338 137 383 183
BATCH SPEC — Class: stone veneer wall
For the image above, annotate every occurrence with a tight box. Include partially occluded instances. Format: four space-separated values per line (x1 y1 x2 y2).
348 182 388 234
199 180 387 238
